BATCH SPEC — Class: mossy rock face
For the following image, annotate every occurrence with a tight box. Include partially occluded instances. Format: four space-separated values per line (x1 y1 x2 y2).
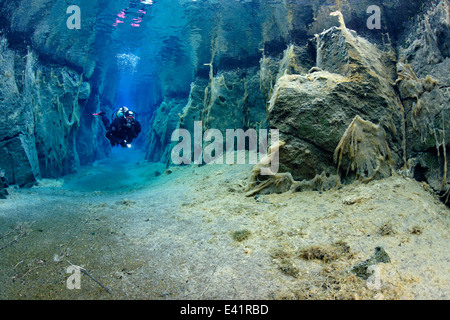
351 246 391 280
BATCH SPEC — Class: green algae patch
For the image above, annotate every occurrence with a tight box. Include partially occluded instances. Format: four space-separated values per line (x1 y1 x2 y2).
231 229 251 242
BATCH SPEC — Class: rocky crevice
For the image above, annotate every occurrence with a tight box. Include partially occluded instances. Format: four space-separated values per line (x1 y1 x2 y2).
0 0 447 199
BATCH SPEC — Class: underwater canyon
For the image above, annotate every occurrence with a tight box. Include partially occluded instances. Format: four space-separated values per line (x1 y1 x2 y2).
0 0 449 301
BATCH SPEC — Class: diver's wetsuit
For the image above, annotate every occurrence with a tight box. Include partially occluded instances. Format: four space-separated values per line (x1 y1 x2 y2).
100 113 141 147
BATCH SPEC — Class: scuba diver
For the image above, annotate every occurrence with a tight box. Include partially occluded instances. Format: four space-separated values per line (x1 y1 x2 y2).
93 107 141 148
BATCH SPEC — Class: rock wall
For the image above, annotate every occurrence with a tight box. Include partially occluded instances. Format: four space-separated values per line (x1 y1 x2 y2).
0 0 112 187
146 65 268 164
0 36 91 186
146 97 187 163
0 37 40 187
183 66 267 136
395 0 450 193
3 0 98 78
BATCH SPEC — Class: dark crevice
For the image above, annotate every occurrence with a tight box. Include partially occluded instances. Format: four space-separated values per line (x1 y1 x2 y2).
0 132 21 143
413 163 428 182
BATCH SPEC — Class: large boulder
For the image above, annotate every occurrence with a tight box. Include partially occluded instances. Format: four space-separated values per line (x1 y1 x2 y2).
267 26 404 183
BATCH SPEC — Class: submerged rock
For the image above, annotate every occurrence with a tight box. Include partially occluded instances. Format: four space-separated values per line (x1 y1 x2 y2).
268 26 403 183
351 246 391 280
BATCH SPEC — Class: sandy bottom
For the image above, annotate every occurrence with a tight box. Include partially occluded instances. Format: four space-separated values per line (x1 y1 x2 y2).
0 149 449 300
